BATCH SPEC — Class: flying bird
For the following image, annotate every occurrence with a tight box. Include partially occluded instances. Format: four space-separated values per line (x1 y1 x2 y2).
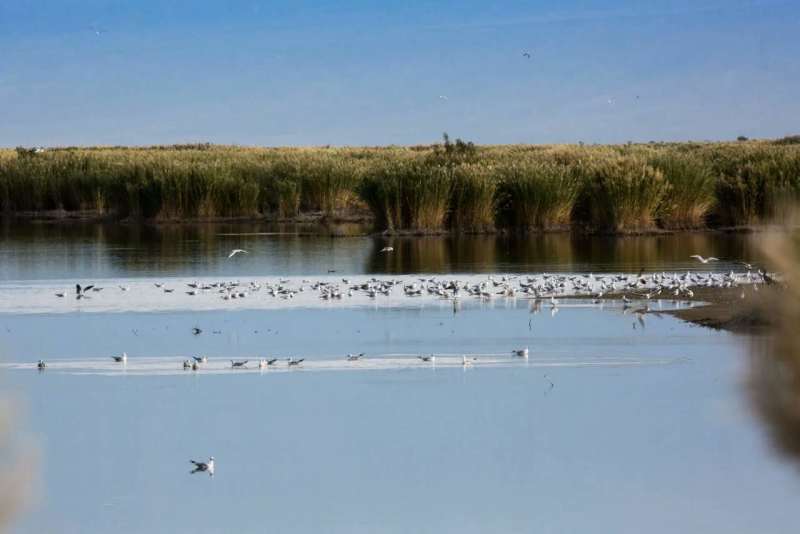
190 457 215 476
690 255 719 264
228 249 249 259
380 246 394 253
522 50 532 59
111 352 127 363
230 360 248 368
438 95 448 101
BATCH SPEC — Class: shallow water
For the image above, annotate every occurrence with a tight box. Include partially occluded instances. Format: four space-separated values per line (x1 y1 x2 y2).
1 224 797 534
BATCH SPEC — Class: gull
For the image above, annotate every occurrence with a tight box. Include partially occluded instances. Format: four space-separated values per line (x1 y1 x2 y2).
193 355 208 363
265 358 278 366
111 352 127 363
438 95 448 101
379 246 394 253
522 50 532 59
228 249 248 259
190 457 215 476
192 361 199 371
462 355 475 367
418 355 436 363
119 285 130 291
258 359 269 369
192 327 202 335
154 283 164 288
183 360 192 370
735 261 753 270
287 358 305 367
230 360 248 368
690 255 719 264
512 347 529 358
37 360 47 370
75 284 94 299
55 291 65 298
346 353 365 361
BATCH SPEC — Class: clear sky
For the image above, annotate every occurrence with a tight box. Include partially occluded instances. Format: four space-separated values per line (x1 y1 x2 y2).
1 0 798 147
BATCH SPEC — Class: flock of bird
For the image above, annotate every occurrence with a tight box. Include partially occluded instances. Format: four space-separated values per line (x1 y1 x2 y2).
51 256 770 306
37 252 771 476
36 349 529 372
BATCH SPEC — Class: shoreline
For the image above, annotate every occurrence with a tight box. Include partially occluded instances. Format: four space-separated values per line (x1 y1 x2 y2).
661 285 774 334
0 210 787 237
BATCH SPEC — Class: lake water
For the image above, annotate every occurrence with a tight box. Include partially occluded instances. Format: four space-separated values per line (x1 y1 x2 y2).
1 224 797 534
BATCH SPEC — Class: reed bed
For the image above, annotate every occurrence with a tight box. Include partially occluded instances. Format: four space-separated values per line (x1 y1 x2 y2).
1 139 799 232
583 156 669 231
497 161 583 230
649 153 716 229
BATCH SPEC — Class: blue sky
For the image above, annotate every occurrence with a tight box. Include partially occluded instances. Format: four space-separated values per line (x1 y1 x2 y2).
1 0 798 146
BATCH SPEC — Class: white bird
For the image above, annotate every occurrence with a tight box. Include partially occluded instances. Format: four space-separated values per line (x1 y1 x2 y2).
438 95 448 101
690 255 719 264
380 246 394 253
111 352 127 363
228 249 249 259
418 355 436 363
190 457 215 476
462 355 474 367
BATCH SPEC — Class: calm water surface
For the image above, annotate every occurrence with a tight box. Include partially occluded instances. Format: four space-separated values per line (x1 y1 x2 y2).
0 221 765 280
1 223 796 534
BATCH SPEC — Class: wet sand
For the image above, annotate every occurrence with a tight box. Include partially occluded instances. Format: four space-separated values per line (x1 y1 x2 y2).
665 285 775 333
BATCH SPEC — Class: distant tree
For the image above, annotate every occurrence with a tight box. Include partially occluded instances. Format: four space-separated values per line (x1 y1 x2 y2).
430 132 477 166
14 147 38 159
774 135 800 145
737 136 749 142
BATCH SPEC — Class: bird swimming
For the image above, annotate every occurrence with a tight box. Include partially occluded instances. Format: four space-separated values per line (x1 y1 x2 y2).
230 360 248 368
190 457 215 476
512 347 529 358
287 357 305 367
37 359 47 370
346 353 365 361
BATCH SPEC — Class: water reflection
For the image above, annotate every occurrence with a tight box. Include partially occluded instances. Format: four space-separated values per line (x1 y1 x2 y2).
0 221 765 281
